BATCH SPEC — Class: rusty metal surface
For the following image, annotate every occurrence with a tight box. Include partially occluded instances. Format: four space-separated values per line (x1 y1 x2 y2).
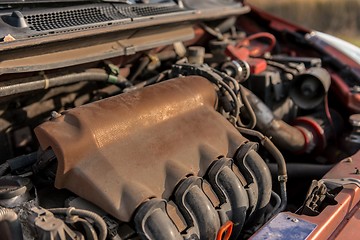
0 24 195 74
300 151 360 240
252 151 360 240
34 76 247 222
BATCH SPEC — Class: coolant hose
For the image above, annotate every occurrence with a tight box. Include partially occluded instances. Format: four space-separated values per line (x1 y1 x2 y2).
48 207 107 240
0 207 23 240
0 70 117 97
243 88 309 153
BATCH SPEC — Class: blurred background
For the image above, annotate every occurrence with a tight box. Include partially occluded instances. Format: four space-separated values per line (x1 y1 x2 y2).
248 0 360 46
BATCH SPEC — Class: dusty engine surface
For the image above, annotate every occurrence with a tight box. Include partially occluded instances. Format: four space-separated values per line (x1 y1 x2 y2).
36 76 246 220
34 76 273 239
1 1 360 240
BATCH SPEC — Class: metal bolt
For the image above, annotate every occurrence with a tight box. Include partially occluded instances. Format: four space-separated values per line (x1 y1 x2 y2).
50 111 61 120
291 218 299 223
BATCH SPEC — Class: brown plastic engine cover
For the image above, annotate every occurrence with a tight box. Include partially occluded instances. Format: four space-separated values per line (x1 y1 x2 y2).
35 76 248 222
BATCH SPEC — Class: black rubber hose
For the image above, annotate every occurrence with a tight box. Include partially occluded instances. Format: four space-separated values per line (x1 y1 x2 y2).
130 57 151 82
237 127 287 179
201 67 241 117
236 127 288 213
216 16 237 33
0 71 112 97
129 51 177 82
123 70 169 93
243 88 308 153
270 191 281 214
0 207 23 240
277 182 287 214
213 69 256 129
239 85 257 129
258 131 288 213
5 152 37 174
48 207 107 240
265 191 281 221
0 162 9 176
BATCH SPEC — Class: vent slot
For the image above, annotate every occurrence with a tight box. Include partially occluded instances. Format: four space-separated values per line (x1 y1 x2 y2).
116 4 184 18
24 6 125 31
23 3 184 32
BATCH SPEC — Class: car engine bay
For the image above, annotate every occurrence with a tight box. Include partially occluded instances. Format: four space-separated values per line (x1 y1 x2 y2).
0 0 360 239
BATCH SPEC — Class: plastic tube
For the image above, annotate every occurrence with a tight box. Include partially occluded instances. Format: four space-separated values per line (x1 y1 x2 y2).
0 70 113 97
236 127 288 214
48 207 107 240
243 88 310 153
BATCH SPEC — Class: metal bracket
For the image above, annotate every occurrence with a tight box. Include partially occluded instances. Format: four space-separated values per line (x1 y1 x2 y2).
322 178 360 188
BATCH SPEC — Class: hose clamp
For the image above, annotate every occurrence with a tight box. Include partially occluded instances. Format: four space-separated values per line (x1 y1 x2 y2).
278 175 288 183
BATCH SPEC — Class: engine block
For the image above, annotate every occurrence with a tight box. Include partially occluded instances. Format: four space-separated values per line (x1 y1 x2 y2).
35 76 272 239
